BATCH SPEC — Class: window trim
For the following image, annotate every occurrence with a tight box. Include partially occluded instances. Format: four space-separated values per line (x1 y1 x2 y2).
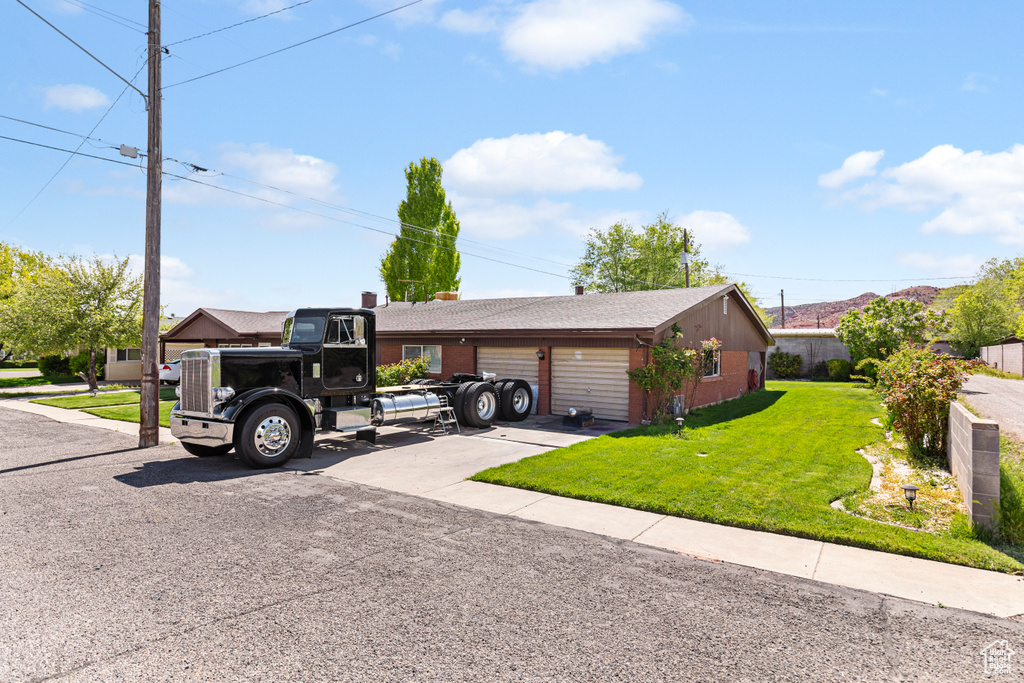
114 348 142 362
703 349 721 378
402 344 442 374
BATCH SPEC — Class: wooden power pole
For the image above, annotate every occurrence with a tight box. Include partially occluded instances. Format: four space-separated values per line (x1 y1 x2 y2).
139 0 162 448
780 289 786 329
683 229 690 288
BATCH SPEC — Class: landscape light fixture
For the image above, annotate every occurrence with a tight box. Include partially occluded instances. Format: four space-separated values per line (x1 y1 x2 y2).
675 416 684 432
900 484 920 510
536 349 545 360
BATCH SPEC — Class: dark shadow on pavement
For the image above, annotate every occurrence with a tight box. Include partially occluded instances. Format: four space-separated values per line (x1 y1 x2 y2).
114 454 272 487
0 447 139 475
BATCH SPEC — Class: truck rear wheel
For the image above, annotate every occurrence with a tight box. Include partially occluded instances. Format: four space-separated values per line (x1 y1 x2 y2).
459 381 498 428
237 403 300 468
181 442 234 457
499 379 533 422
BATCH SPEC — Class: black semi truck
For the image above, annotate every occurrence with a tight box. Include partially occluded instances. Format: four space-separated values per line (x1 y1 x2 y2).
169 307 534 468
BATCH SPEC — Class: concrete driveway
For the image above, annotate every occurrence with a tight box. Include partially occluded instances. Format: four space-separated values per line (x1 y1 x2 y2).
291 417 600 496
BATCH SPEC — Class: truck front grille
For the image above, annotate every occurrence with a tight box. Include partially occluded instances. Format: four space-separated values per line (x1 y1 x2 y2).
180 353 212 415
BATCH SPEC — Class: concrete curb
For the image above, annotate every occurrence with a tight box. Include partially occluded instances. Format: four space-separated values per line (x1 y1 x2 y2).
0 396 176 445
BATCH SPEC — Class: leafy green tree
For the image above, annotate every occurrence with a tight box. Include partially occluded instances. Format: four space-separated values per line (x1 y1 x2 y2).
0 254 142 390
380 157 461 302
0 242 50 360
836 297 930 373
948 284 1015 357
571 214 720 292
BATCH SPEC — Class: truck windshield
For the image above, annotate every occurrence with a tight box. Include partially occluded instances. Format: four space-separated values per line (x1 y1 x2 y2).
283 316 325 345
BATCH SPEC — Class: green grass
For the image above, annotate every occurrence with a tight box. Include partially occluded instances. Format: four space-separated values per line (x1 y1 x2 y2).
473 381 1024 574
83 400 176 428
31 388 176 409
973 366 1023 380
0 374 80 388
0 360 37 369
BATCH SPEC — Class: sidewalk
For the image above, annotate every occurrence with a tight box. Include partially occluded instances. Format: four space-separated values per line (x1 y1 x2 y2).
0 394 175 444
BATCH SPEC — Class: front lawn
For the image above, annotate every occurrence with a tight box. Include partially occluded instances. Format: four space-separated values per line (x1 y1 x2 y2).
0 375 80 388
473 381 1023 574
31 388 177 409
82 400 176 428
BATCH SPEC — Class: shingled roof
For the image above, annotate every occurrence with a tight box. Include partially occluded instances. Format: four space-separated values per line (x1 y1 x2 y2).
375 285 765 337
163 308 289 340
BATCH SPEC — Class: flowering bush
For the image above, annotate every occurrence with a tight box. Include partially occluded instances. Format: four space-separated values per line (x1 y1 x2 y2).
875 346 977 459
376 356 431 387
627 327 721 422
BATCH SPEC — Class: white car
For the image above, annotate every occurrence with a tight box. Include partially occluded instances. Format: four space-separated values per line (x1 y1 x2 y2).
159 359 181 384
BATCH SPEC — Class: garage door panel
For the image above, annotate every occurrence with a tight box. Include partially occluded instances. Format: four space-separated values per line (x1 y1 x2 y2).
477 347 539 384
551 347 629 422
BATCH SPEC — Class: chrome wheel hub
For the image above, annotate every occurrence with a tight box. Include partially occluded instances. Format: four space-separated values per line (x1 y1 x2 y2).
512 387 530 412
476 392 496 421
254 416 291 455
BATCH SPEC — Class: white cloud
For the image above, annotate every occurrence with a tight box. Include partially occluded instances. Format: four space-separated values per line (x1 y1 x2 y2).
828 144 1024 244
114 254 235 313
43 84 110 112
677 210 751 250
962 72 997 93
445 131 642 196
501 0 689 70
818 150 885 188
440 7 500 34
451 193 644 240
895 251 984 277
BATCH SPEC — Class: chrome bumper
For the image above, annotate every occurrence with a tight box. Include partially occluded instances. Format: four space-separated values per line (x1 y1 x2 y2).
170 414 234 447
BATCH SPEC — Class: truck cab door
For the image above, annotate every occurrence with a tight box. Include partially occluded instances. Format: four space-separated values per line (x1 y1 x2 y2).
321 313 370 392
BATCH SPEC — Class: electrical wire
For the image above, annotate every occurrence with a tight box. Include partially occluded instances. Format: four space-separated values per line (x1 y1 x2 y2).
166 0 316 47
0 114 122 150
163 0 424 89
0 134 140 169
61 0 146 33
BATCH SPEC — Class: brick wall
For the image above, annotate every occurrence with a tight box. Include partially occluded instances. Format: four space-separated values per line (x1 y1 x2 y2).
537 346 551 416
440 345 476 379
628 347 646 423
691 350 749 409
380 345 402 365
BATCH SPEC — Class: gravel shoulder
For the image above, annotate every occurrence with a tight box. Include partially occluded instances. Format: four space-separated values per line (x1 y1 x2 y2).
1 406 1022 682
960 374 1024 442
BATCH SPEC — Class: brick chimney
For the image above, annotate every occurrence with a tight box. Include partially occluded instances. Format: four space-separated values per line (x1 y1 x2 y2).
575 285 584 295
361 291 378 309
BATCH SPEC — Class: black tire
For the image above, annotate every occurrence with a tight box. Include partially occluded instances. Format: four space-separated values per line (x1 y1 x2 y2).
460 381 499 428
499 379 533 422
237 403 300 469
181 442 234 457
453 382 475 426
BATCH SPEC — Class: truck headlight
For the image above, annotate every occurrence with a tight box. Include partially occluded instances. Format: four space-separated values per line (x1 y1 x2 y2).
213 387 235 403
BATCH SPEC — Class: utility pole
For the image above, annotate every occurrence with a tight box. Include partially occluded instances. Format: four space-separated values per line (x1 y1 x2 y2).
682 229 690 288
139 0 162 448
780 289 786 329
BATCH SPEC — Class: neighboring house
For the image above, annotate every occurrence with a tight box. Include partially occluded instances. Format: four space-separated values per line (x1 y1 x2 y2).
766 328 850 378
373 285 774 423
981 336 1023 376
159 308 290 362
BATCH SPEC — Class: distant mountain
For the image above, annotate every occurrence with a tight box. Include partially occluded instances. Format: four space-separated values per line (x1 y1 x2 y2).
764 286 942 329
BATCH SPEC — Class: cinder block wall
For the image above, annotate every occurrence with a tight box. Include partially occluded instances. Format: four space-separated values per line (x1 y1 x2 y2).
981 342 1023 376
948 401 1001 533
767 335 851 378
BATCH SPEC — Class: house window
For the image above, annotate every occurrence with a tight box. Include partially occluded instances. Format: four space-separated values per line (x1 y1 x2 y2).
403 345 442 374
703 348 721 378
115 348 141 362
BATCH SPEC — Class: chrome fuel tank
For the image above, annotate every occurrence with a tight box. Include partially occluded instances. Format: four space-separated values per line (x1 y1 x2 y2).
371 392 441 425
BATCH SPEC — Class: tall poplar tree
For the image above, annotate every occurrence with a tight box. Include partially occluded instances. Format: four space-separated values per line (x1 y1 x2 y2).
380 157 461 301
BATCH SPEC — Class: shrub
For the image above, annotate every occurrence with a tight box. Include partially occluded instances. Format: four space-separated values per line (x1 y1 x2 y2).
768 350 802 379
826 358 852 382
999 452 1024 545
38 354 71 376
376 356 431 387
875 345 976 460
69 351 104 381
810 360 829 379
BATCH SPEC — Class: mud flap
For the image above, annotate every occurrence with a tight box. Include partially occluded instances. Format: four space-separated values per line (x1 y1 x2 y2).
298 423 315 458
356 428 376 445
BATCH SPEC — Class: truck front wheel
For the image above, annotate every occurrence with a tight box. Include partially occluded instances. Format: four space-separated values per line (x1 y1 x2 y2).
237 403 300 468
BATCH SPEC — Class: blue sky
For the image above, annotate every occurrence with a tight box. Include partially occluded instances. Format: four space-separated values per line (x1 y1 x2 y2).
2 0 1022 315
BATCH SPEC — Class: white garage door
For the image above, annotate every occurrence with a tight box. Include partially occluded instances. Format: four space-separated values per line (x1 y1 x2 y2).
477 347 540 384
551 348 629 421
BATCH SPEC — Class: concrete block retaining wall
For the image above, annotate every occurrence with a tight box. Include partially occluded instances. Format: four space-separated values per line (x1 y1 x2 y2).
980 341 1023 377
947 401 1000 533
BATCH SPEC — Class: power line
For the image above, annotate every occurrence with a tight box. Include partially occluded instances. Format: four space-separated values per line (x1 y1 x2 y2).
0 134 140 168
61 0 147 33
163 0 424 89
166 0 316 47
0 114 120 149
14 0 148 103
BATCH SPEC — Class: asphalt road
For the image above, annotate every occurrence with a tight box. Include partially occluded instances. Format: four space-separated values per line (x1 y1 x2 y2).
1 407 1021 682
961 374 1024 442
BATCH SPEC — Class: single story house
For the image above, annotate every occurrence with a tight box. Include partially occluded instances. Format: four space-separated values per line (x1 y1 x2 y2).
981 336 1023 376
107 308 289 382
372 284 774 423
766 328 851 378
